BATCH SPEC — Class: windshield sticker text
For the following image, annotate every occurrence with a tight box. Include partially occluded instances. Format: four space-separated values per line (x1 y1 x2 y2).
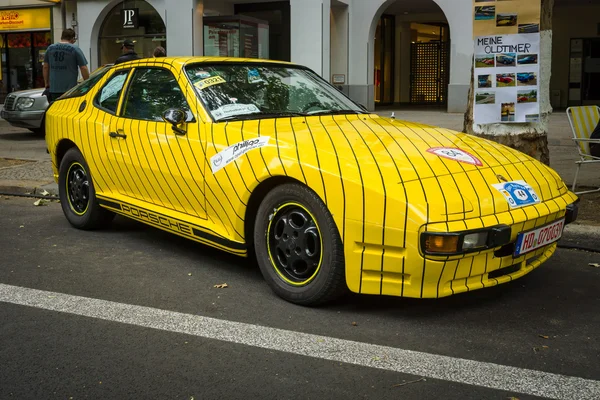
195 75 226 90
212 103 260 120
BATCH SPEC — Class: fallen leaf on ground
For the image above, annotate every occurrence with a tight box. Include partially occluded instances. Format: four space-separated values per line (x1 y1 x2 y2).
214 283 228 288
589 263 600 268
392 377 426 387
19 225 24 228
188 273 192 276
351 321 358 326
40 189 50 196
538 334 549 339
372 356 380 361
33 199 48 206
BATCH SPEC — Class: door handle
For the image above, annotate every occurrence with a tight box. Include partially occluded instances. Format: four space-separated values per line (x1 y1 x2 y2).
109 131 127 139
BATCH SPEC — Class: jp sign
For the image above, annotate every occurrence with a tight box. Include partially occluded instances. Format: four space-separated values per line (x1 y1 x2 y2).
121 8 138 29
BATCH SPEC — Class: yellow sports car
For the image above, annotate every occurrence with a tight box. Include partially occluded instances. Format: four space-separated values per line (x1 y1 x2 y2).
45 57 579 305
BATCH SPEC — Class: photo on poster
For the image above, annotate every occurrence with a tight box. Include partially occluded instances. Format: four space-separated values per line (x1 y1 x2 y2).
496 73 516 87
518 23 539 33
496 53 516 66
525 114 540 122
517 54 538 65
475 54 495 68
497 13 517 27
501 103 515 122
517 72 537 86
475 6 495 20
517 89 538 103
478 74 492 88
476 91 496 105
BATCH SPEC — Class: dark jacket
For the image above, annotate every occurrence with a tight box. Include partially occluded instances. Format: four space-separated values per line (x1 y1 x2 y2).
114 51 142 65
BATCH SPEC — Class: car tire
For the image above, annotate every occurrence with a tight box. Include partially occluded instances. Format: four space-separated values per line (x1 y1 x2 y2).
254 183 346 306
58 147 114 230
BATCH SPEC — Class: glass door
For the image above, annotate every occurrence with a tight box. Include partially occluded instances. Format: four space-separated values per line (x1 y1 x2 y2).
374 15 395 105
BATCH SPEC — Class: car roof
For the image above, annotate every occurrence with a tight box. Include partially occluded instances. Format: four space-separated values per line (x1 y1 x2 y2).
111 56 299 69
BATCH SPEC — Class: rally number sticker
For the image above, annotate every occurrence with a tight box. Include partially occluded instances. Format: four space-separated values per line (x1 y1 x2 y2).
210 137 270 174
426 147 483 166
194 75 226 90
492 180 541 208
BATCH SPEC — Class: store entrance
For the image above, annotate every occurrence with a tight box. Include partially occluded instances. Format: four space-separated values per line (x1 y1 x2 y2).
0 32 51 101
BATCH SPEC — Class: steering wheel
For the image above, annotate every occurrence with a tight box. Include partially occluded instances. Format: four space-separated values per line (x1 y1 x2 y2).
302 101 325 112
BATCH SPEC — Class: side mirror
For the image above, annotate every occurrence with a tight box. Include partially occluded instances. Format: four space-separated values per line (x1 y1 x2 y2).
162 108 186 135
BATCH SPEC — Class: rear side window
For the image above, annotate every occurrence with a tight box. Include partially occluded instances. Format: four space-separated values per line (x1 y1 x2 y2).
95 70 129 114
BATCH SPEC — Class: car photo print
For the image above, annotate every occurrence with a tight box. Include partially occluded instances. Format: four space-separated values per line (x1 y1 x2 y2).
45 57 579 306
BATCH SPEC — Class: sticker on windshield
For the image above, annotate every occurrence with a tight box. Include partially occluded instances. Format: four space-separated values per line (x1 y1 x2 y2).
210 137 271 174
194 75 226 90
426 147 483 166
212 103 260 120
195 70 211 79
248 68 264 84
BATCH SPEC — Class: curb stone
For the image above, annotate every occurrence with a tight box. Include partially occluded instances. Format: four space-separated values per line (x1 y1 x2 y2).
0 182 58 197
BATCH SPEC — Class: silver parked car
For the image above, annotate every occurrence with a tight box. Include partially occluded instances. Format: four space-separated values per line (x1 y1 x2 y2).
1 88 48 135
1 64 113 135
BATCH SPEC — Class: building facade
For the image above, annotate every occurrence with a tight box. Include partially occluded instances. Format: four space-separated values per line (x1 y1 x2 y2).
0 0 66 99
4 0 598 112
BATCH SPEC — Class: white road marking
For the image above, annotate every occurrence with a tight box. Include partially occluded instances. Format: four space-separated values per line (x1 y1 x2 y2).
1 283 599 399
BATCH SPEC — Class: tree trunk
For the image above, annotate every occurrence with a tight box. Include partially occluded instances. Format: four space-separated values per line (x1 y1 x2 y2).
464 0 554 166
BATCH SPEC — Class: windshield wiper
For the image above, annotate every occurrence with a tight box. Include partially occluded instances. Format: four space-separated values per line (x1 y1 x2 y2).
215 111 306 122
305 109 364 116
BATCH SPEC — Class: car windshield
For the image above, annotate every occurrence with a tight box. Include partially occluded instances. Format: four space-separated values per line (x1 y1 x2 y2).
184 63 365 121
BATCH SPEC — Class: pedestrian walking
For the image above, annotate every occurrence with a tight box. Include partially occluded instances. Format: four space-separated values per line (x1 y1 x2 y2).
153 46 166 57
114 39 142 64
42 29 89 103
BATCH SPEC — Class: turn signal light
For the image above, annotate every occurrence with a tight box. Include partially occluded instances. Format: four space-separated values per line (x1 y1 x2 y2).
424 235 459 253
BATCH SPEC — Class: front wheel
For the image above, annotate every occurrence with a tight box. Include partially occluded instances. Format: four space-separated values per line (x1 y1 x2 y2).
58 147 114 230
254 183 346 306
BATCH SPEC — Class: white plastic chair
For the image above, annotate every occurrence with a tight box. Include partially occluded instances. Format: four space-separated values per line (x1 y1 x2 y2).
566 106 600 195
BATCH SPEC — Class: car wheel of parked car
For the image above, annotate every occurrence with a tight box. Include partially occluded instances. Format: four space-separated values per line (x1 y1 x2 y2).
254 183 346 306
58 147 114 230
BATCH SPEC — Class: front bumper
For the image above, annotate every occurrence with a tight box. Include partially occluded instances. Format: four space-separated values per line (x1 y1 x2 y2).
346 191 579 299
1 109 45 129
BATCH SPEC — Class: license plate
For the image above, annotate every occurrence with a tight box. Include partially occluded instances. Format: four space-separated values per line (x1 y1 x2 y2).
514 218 565 257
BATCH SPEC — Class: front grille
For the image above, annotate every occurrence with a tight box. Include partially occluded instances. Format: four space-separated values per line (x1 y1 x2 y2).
4 94 16 111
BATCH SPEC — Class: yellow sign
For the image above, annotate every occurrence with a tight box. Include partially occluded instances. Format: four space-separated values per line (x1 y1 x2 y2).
0 8 52 31
194 76 226 90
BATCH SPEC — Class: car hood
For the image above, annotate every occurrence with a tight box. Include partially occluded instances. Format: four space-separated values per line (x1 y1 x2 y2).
9 88 45 98
258 114 569 223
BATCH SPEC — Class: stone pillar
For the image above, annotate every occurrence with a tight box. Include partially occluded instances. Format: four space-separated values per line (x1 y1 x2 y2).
330 4 349 90
165 0 204 56
289 0 331 78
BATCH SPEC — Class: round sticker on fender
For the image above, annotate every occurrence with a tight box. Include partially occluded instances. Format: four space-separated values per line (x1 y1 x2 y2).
426 147 483 166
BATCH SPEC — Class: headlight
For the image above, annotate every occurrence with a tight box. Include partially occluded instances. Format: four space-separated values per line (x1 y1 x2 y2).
421 225 511 256
16 98 35 110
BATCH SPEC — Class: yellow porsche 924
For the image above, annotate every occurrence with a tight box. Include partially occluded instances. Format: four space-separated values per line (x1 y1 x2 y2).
45 57 579 305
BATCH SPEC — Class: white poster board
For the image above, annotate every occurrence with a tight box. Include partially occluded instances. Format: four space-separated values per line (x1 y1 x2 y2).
473 33 540 124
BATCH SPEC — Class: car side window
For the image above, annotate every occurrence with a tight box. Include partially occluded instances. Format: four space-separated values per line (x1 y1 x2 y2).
121 68 191 122
95 70 129 114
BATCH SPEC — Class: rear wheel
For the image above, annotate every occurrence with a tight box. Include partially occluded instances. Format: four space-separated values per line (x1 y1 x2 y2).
58 147 114 229
254 183 346 306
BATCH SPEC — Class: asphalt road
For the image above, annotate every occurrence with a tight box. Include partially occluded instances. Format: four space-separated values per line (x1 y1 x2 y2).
1 196 599 399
